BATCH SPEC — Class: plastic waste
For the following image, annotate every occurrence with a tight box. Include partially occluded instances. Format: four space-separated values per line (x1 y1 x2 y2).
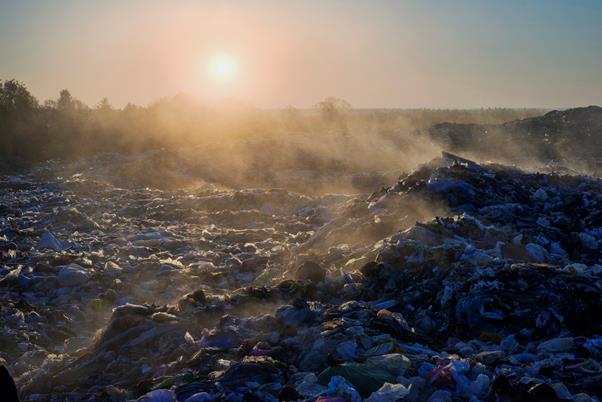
137 389 177 402
325 376 361 402
365 382 410 402
38 230 64 250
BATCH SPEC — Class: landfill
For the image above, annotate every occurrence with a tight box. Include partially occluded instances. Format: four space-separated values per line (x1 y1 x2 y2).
429 106 602 175
1 150 601 402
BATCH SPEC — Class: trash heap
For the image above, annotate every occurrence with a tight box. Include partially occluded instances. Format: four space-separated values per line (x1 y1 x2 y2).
429 105 602 173
2 152 602 401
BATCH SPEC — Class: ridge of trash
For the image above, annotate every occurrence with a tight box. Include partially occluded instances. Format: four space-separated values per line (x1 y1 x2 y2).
429 106 602 175
1 152 601 401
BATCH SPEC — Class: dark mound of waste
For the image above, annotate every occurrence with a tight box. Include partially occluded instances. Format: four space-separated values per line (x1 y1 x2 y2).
430 106 602 173
2 152 602 401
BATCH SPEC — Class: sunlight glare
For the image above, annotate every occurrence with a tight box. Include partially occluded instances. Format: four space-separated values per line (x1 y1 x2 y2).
207 53 238 83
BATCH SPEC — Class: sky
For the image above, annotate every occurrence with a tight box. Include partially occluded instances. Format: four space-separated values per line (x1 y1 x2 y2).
1 0 601 108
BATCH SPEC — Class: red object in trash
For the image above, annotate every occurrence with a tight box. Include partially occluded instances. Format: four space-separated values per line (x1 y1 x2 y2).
425 364 454 386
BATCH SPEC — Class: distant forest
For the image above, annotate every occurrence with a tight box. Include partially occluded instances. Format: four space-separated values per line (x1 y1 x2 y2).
0 79 546 175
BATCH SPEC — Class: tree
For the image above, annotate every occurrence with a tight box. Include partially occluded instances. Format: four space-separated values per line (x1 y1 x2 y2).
55 89 87 111
96 97 113 111
57 89 74 111
315 97 352 137
315 97 351 122
0 79 38 112
43 99 57 109
124 102 139 112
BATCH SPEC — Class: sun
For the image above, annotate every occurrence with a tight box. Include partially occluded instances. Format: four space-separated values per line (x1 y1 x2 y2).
207 53 238 83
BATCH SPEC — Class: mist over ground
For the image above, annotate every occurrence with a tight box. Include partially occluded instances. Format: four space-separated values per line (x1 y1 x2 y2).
1 79 557 193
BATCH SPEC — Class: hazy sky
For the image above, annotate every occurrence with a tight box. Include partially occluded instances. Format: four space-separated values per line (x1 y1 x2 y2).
1 0 601 108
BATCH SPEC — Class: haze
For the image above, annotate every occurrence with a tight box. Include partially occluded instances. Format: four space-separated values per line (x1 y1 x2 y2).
1 0 601 108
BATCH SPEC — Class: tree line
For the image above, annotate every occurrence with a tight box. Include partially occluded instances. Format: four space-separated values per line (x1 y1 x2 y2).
0 79 546 174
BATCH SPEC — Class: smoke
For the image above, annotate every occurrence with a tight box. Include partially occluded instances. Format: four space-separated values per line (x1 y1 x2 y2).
42 97 548 195
2 79 554 192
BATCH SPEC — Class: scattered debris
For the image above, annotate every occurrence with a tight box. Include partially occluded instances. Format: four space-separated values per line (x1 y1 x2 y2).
1 152 601 401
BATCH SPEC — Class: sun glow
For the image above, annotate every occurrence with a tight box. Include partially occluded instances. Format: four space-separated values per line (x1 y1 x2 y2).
207 53 238 83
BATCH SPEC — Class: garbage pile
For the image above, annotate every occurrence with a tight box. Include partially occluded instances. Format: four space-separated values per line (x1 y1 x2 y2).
429 106 602 175
1 152 601 401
